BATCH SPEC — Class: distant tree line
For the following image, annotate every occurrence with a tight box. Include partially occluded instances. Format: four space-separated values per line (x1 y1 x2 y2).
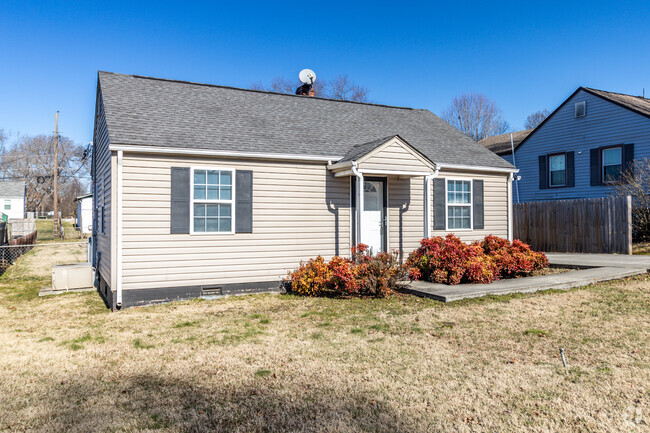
0 129 90 217
250 74 369 102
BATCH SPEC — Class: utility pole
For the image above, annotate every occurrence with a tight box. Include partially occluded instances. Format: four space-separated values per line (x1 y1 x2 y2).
53 111 59 238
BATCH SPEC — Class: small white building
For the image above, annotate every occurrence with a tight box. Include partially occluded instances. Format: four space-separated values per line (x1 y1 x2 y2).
75 193 93 235
0 181 26 220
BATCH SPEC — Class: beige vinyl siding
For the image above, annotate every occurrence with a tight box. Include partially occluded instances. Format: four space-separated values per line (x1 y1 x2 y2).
388 170 509 256
93 90 112 287
359 141 431 172
120 154 350 290
431 170 509 242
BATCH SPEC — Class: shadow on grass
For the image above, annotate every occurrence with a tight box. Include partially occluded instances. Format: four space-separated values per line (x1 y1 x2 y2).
28 373 408 433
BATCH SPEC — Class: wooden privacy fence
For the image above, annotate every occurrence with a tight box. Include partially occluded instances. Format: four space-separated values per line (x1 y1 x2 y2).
513 196 632 254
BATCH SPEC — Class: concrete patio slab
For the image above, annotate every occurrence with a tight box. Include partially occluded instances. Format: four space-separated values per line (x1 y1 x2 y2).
401 265 647 302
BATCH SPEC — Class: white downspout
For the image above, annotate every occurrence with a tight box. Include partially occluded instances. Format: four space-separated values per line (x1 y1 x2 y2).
423 166 440 238
351 162 363 246
116 150 123 308
510 133 520 204
507 172 514 242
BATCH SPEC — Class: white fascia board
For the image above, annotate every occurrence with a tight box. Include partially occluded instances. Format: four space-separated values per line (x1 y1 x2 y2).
327 160 354 171
436 163 519 174
359 168 433 176
109 144 342 163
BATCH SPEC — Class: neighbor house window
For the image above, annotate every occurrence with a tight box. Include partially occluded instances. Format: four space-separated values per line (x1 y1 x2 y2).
549 153 566 187
602 146 622 183
191 169 233 233
4 200 10 210
446 179 472 230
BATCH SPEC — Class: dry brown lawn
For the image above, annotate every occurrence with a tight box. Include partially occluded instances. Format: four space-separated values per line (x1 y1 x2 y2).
0 244 648 432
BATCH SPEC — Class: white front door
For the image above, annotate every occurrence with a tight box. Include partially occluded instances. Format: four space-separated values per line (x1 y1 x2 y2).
362 180 384 254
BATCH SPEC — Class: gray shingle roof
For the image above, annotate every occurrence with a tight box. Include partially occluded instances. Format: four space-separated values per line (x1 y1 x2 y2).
98 71 513 169
479 129 533 156
339 136 396 162
0 181 25 198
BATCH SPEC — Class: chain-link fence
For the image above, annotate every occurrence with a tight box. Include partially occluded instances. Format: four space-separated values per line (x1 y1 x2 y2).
0 240 89 276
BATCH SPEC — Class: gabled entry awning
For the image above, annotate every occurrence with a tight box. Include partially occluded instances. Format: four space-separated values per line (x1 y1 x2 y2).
328 135 439 251
327 135 436 177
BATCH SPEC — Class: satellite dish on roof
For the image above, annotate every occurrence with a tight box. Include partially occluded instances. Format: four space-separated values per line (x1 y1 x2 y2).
299 69 316 85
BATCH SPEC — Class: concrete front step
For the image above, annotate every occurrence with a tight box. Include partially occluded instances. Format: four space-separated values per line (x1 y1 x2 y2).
401 266 647 302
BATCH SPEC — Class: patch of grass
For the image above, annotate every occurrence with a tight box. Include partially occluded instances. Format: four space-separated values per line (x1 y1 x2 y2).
350 328 364 335
368 323 390 332
310 332 325 340
60 333 102 350
37 336 54 342
133 338 155 349
174 320 199 328
254 369 272 378
524 328 550 337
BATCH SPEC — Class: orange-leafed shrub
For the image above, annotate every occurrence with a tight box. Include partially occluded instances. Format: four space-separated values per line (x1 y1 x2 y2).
406 234 547 285
288 244 405 298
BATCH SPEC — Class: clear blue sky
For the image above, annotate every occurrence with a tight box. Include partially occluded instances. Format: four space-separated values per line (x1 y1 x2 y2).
2 0 649 145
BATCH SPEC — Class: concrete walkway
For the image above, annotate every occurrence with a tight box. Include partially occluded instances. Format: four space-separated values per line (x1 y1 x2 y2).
547 253 650 270
401 253 649 302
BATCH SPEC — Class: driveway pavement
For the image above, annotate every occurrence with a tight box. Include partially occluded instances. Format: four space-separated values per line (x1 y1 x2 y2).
401 253 649 302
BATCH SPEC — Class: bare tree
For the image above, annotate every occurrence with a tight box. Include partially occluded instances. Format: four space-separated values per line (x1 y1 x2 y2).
524 109 551 129
269 77 296 94
248 74 367 101
329 75 369 102
613 158 650 241
441 93 510 142
3 134 90 214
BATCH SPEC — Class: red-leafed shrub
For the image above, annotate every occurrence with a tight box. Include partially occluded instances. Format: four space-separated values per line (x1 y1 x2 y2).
406 234 547 285
288 244 406 298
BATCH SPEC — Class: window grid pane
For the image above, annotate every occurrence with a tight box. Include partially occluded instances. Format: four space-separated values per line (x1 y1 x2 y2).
447 180 472 230
193 203 232 232
549 154 566 187
193 169 233 201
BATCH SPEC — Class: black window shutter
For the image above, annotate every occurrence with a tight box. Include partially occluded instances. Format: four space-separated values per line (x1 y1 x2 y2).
235 170 253 233
538 155 548 190
566 151 575 187
433 178 446 231
590 149 601 186
623 143 634 179
170 167 190 234
473 179 484 230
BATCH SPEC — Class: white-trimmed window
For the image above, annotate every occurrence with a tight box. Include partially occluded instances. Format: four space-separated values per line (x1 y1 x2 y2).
549 153 566 187
602 146 622 183
446 179 472 230
4 200 10 210
191 168 234 233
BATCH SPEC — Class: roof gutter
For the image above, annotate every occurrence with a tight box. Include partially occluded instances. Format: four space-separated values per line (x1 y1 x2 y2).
435 163 519 174
109 144 343 163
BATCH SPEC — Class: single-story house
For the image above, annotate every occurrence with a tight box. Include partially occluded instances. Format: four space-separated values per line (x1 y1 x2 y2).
92 71 517 309
74 193 93 235
490 87 650 203
0 181 26 220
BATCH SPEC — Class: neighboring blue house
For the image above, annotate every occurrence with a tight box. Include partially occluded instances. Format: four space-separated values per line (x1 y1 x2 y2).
482 87 650 203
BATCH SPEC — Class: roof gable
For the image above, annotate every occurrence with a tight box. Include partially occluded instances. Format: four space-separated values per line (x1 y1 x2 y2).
97 71 513 170
517 87 650 152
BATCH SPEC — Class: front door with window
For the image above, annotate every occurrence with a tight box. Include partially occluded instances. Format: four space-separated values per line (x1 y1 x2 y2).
361 179 386 254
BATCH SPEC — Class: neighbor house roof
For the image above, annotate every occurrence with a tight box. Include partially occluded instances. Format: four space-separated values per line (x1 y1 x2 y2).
97 72 513 170
479 129 533 156
0 181 25 198
583 87 650 118
516 87 650 152
74 193 93 202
